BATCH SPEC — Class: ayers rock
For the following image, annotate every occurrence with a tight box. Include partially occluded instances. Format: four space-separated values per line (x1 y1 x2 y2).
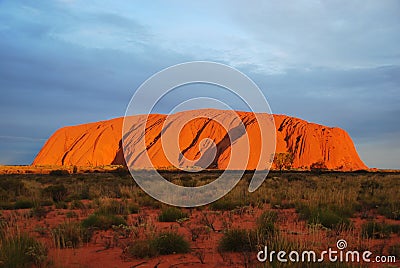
33 109 367 171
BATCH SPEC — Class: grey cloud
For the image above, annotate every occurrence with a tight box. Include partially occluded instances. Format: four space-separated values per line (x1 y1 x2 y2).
223 0 400 70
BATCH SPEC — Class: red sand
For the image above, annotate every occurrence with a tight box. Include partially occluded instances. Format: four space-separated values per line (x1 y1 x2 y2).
2 205 398 268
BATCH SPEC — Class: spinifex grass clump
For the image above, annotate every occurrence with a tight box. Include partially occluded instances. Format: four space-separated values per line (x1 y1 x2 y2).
126 231 190 258
81 213 126 230
82 199 128 230
158 207 188 222
152 231 190 254
95 199 139 216
257 210 278 237
218 229 256 252
361 221 392 239
51 221 92 248
95 199 135 215
0 233 48 267
126 239 158 258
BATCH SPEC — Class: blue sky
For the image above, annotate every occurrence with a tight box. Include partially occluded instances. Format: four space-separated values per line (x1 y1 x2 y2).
0 0 399 168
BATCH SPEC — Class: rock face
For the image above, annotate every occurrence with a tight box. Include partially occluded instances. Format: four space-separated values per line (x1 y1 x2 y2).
33 109 367 171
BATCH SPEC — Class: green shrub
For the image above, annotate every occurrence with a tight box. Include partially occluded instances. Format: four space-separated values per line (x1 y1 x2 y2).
51 222 92 248
158 207 188 222
151 231 190 255
81 214 126 230
14 199 34 209
218 229 256 252
362 221 392 239
0 233 48 267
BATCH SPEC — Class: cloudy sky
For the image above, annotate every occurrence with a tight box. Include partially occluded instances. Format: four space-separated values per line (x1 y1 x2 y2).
0 0 399 168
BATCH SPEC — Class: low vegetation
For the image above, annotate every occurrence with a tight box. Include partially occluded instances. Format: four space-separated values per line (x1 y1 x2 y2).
0 233 49 267
0 170 398 267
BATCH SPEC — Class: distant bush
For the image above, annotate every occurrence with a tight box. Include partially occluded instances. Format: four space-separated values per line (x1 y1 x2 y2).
81 213 126 230
0 234 48 267
49 169 69 176
43 184 68 202
286 173 306 182
72 165 78 174
310 160 328 171
158 207 188 222
111 166 130 176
